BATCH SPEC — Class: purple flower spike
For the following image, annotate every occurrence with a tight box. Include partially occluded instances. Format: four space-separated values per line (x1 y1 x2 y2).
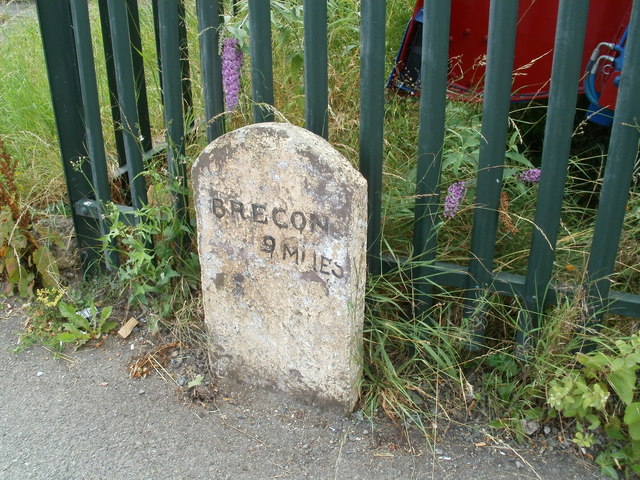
221 38 243 110
444 181 467 218
518 168 541 184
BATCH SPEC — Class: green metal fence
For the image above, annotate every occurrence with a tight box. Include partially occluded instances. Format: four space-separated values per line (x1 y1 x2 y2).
37 0 640 348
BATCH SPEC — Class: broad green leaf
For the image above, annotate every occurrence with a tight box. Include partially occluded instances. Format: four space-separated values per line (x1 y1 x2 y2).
624 403 640 441
288 52 303 76
59 302 91 330
611 357 625 371
55 332 88 343
100 321 117 334
604 418 624 440
578 352 610 370
100 305 113 323
608 368 637 406
0 207 15 235
4 250 19 279
599 465 619 479
586 413 601 430
62 322 85 336
32 246 59 288
505 151 534 168
625 352 640 366
17 271 34 298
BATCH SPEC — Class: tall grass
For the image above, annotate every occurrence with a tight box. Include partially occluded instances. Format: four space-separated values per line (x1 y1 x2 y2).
0 10 63 208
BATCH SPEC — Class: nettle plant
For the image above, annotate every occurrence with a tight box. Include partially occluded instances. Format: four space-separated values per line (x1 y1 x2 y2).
547 333 640 478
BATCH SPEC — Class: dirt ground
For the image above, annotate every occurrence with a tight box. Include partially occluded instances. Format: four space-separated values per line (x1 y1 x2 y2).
0 295 607 480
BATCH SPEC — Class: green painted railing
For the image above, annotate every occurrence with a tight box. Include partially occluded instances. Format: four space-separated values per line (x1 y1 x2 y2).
37 0 640 348
518 1 591 346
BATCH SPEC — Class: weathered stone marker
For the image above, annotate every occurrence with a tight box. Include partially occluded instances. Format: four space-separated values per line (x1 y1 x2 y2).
192 123 367 411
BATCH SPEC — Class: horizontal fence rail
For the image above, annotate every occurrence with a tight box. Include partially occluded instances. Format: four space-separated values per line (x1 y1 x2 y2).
37 0 640 350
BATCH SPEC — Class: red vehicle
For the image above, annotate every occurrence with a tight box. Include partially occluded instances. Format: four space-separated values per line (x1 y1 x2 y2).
389 0 631 124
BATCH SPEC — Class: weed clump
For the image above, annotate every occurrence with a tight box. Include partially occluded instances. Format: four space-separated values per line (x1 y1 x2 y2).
0 139 59 297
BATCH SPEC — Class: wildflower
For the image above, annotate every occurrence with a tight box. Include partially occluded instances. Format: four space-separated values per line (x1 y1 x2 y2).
221 38 243 110
444 181 467 218
36 287 64 307
518 168 541 184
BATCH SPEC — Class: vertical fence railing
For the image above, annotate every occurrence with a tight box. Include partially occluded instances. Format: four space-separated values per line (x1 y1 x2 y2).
303 0 329 139
412 0 451 319
464 2 520 347
125 0 154 154
177 1 194 128
68 0 119 269
196 0 225 142
248 0 274 123
359 0 386 275
157 1 190 254
518 0 591 348
36 1 102 271
97 1 127 180
585 0 640 340
106 0 148 209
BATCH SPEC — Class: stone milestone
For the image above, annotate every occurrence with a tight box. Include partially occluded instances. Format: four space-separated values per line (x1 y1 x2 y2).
192 123 368 411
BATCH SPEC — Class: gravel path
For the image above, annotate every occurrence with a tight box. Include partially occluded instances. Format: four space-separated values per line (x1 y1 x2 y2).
0 299 606 480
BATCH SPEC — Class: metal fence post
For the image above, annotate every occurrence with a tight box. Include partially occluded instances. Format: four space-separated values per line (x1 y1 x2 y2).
584 0 640 345
35 0 102 272
359 0 386 275
106 0 149 209
69 0 119 270
518 0 590 348
157 0 190 247
412 0 452 319
304 0 329 138
248 0 275 123
465 1 519 348
197 0 226 142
